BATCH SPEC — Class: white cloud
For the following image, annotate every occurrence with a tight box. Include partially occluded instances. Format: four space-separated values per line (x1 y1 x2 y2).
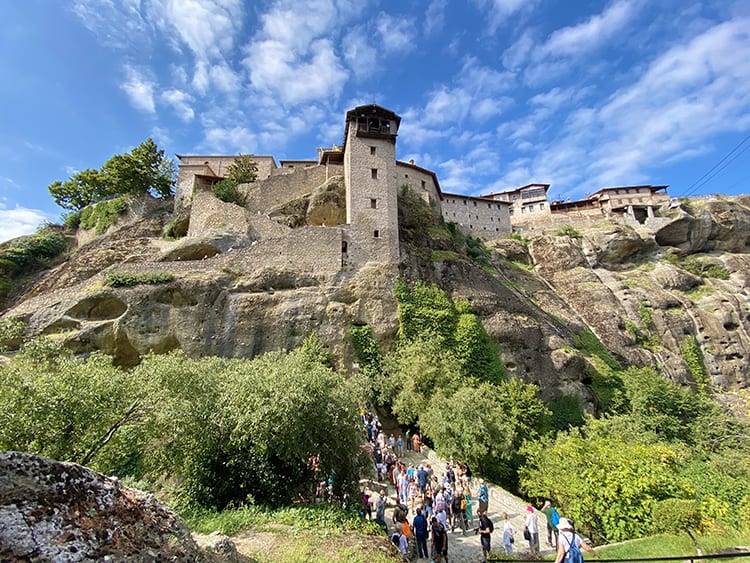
424 0 447 36
0 206 49 244
203 126 257 153
475 0 534 31
376 13 415 54
121 66 156 113
494 16 750 198
161 88 195 122
342 27 379 80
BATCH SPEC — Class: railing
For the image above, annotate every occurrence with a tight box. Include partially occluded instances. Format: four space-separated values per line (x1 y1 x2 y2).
489 552 750 563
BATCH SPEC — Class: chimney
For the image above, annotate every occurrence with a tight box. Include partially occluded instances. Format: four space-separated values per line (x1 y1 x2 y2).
409 159 414 165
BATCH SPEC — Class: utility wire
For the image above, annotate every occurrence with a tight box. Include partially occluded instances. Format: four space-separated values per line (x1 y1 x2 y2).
678 133 750 197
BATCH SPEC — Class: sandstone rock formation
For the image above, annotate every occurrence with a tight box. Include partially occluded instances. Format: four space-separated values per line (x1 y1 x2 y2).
0 451 208 562
2 192 749 404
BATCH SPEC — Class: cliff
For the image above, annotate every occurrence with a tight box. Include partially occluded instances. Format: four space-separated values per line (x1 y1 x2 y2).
2 192 749 405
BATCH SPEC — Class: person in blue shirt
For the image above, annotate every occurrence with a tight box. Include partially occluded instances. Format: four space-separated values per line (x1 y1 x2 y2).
413 507 429 559
477 479 489 514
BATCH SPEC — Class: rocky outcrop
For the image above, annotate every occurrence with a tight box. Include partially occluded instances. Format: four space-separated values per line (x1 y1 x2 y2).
2 194 750 404
0 451 207 562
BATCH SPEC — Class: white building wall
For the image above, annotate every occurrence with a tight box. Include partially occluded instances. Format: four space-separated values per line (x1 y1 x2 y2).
440 196 511 238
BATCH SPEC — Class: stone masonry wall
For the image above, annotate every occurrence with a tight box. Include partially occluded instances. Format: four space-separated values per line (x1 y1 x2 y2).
441 196 511 239
243 165 335 213
188 191 251 238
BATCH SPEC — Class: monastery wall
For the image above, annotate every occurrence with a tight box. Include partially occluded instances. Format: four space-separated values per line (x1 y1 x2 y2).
188 191 251 238
244 165 337 213
395 162 441 205
441 196 511 239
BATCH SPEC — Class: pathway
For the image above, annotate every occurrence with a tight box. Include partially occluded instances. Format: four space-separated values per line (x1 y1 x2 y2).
364 444 557 562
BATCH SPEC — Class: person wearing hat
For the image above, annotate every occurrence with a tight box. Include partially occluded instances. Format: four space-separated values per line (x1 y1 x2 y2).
524 505 540 554
555 518 597 563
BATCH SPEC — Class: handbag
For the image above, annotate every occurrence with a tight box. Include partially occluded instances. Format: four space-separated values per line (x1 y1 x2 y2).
523 526 531 541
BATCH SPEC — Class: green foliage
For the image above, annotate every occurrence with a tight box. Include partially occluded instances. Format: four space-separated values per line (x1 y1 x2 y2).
651 499 703 535
510 231 530 245
0 317 25 351
621 366 708 442
212 178 245 205
226 155 258 184
520 418 686 543
350 324 383 375
587 357 628 414
395 280 458 345
547 395 586 431
79 197 128 234
554 224 582 238
624 319 661 351
431 250 461 262
638 301 654 328
0 346 146 468
62 210 82 228
104 271 175 287
1 226 66 272
454 310 506 383
573 328 623 371
663 253 731 280
680 336 709 391
48 138 175 210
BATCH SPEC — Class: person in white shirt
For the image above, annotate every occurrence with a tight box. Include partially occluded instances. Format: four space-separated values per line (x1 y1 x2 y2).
525 505 540 553
555 518 597 563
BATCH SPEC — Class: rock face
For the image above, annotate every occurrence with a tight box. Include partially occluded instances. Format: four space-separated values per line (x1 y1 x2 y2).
0 451 208 562
2 193 750 403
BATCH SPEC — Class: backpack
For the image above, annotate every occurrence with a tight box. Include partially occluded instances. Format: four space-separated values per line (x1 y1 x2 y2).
391 532 401 547
482 515 494 533
551 507 561 527
564 534 584 563
460 497 467 510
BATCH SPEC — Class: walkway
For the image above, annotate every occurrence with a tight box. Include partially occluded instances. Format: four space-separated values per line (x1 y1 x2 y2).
364 444 557 562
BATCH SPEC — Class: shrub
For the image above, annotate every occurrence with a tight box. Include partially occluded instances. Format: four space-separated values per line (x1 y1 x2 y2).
104 271 175 287
510 232 530 245
680 336 708 392
212 178 245 205
573 328 622 371
2 227 66 270
350 324 383 375
79 197 128 234
547 395 586 431
554 224 581 238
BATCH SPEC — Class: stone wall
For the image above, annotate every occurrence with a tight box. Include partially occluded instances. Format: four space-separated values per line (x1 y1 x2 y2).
395 162 441 205
244 165 335 213
175 155 278 209
188 191 251 238
440 196 511 239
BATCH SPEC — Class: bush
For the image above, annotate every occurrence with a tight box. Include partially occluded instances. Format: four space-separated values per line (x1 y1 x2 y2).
104 271 175 287
2 227 66 271
554 224 581 238
680 336 708 392
79 197 128 234
212 178 245 205
350 324 383 375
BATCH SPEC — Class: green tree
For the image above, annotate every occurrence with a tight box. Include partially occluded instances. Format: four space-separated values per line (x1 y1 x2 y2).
520 418 686 543
48 138 175 210
454 308 505 383
226 155 258 184
48 168 109 210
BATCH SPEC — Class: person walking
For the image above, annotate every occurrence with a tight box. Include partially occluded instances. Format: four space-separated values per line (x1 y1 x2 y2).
502 512 516 554
431 516 449 563
413 508 429 560
477 479 489 514
478 510 494 562
541 500 560 548
525 505 540 554
555 518 597 563
463 485 474 527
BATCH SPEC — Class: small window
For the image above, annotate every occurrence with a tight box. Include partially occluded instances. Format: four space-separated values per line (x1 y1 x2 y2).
473 201 477 207
488 203 492 208
405 174 409 178
463 200 467 206
373 230 379 238
370 198 377 209
370 146 376 155
421 180 426 188
371 169 377 179
342 241 348 253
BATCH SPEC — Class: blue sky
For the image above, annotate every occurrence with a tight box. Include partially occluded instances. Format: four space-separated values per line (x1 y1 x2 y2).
1 0 749 243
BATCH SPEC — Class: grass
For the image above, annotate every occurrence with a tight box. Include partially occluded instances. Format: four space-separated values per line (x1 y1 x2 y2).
596 530 750 560
431 250 461 262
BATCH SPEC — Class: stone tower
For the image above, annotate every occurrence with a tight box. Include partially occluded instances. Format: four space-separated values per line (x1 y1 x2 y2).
343 105 401 268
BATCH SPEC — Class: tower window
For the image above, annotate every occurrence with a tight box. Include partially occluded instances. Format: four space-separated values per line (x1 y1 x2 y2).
370 198 377 209
421 180 426 188
373 230 380 238
371 169 378 179
370 146 376 155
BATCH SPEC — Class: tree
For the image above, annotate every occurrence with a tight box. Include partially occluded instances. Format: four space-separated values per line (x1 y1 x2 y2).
48 168 109 210
48 138 175 210
227 155 258 185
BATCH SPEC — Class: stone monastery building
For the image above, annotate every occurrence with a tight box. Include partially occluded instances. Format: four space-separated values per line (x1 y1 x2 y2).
176 105 512 269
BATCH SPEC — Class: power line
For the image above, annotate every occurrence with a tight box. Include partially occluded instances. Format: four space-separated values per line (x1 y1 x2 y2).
678 133 750 197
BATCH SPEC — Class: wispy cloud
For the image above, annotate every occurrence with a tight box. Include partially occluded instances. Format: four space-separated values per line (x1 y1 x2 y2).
161 88 194 122
475 0 535 32
496 16 750 197
121 66 156 113
424 0 447 36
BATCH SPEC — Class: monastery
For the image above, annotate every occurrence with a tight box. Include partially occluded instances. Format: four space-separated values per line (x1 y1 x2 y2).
176 105 670 270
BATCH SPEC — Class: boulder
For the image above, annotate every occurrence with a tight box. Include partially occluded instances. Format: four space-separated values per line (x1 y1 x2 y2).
0 451 208 562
